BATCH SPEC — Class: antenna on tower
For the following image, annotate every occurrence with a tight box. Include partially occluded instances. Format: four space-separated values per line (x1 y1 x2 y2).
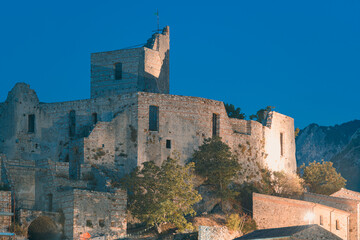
154 9 160 33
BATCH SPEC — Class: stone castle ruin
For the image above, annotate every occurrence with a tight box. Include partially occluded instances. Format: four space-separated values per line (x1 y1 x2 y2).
0 26 296 239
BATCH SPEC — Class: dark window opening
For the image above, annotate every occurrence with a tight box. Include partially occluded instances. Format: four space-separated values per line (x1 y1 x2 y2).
47 194 53 212
102 144 105 148
99 219 105 228
280 133 284 156
320 215 323 226
212 113 220 137
115 62 122 80
28 114 35 133
69 110 76 137
92 113 98 125
86 220 93 228
111 222 116 227
336 220 340 230
149 105 159 131
166 140 171 149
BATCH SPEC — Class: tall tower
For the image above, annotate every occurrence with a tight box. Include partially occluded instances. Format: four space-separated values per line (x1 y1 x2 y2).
90 26 170 98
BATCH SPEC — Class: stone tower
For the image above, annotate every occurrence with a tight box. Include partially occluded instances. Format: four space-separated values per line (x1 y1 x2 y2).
90 26 170 98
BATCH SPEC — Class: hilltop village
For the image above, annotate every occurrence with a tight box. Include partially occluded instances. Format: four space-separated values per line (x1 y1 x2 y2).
0 27 357 240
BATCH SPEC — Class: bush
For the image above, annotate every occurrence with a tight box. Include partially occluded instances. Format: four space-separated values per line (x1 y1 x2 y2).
225 213 256 234
226 214 244 231
242 217 257 234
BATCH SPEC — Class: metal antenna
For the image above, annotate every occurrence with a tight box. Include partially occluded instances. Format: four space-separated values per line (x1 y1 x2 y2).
156 9 160 33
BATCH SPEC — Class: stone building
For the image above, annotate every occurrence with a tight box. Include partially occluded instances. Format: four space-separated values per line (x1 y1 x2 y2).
253 189 360 240
0 26 297 239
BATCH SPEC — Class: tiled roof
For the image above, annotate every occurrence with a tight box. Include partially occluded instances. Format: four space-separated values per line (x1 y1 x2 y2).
234 224 341 240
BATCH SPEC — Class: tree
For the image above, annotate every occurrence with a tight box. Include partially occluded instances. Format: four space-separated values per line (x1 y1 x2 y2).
301 160 346 195
192 137 241 202
123 157 202 232
224 103 246 119
272 171 304 198
249 106 274 123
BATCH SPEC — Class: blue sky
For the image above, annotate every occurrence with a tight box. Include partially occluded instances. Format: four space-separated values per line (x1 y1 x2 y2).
0 0 359 129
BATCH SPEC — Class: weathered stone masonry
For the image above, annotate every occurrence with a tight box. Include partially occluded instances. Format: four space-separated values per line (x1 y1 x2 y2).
0 26 297 239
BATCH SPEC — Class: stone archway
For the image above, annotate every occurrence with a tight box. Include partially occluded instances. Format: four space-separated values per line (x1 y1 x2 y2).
27 216 61 240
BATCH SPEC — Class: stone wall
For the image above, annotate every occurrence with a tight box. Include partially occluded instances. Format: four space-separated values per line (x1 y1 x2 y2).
58 189 127 240
263 112 296 173
304 192 359 240
198 226 230 240
90 26 170 99
253 193 350 240
136 92 296 179
0 191 12 232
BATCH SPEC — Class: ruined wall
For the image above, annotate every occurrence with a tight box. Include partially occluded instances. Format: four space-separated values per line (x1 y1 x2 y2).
143 26 170 94
0 191 12 232
90 47 143 98
263 112 296 173
0 83 40 160
304 192 359 240
83 107 138 175
198 226 231 240
136 92 296 179
58 189 126 240
0 83 139 168
91 26 170 99
2 159 36 209
253 193 350 240
137 92 231 166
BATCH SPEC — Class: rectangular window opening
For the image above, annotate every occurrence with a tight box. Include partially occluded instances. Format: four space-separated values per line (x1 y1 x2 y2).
166 140 171 149
86 220 93 228
92 113 98 125
99 219 105 228
336 220 340 230
47 193 53 212
115 62 122 80
320 215 323 226
280 132 284 156
149 105 159 131
212 113 220 137
28 114 35 133
69 110 76 137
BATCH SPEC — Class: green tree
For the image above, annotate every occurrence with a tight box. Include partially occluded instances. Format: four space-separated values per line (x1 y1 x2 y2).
301 160 346 195
224 103 246 119
123 157 202 232
192 137 241 203
249 106 274 123
295 127 300 138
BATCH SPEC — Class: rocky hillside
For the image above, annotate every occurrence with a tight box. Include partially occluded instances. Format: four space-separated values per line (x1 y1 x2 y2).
296 120 360 191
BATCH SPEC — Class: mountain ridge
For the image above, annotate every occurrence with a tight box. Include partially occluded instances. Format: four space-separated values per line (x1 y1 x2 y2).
296 119 360 191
